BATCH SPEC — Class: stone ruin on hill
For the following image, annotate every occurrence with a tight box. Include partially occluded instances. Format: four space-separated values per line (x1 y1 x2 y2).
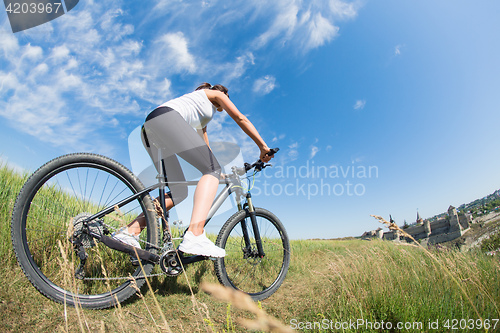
362 206 472 245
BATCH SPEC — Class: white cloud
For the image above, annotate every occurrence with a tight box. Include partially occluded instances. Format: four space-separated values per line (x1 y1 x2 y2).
306 13 339 50
141 0 361 85
157 32 197 74
0 1 174 155
394 44 405 56
310 146 319 159
0 33 20 55
329 0 359 19
354 100 366 110
221 52 255 82
272 134 286 143
254 3 299 49
252 0 358 52
287 142 299 161
50 45 70 59
22 44 43 60
0 72 19 91
253 75 277 95
0 0 362 159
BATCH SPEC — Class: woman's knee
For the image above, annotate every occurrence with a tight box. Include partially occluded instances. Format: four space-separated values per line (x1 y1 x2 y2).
206 166 221 180
203 157 221 179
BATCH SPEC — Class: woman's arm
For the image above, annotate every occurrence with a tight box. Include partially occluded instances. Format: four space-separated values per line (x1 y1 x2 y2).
204 90 272 162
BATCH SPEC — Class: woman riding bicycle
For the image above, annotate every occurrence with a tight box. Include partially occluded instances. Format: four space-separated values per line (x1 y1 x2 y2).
113 83 273 258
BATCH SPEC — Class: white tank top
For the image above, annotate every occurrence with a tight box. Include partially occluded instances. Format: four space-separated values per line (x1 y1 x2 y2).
159 90 216 129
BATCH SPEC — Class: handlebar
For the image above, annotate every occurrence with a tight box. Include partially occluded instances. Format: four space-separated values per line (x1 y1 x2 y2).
232 147 279 176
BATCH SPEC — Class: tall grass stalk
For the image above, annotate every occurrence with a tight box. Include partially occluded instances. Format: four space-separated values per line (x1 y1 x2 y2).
371 215 484 320
283 237 499 333
135 248 174 333
0 164 29 265
57 239 87 333
201 282 293 333
2 163 499 332
154 197 214 333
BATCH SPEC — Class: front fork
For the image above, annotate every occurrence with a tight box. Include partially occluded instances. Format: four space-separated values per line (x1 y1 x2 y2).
240 192 265 258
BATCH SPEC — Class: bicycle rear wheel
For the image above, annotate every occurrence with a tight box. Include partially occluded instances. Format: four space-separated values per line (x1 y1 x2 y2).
11 153 159 309
214 208 290 300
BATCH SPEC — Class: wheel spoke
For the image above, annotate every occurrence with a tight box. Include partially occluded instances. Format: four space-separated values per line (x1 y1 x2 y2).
11 154 159 309
215 208 290 300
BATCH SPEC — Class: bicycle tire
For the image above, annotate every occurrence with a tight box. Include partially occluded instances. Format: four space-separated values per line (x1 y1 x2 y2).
214 207 290 300
11 153 160 309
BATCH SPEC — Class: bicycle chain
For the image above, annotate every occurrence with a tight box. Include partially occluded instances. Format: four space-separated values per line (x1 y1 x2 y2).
82 272 167 281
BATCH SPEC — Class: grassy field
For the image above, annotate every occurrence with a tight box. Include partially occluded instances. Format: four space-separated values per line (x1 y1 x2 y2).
1 164 500 332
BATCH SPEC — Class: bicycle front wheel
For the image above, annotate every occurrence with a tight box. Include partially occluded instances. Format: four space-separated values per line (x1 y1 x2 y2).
11 153 160 309
214 208 290 300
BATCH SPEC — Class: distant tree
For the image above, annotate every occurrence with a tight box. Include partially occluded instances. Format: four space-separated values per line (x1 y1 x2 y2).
485 199 500 212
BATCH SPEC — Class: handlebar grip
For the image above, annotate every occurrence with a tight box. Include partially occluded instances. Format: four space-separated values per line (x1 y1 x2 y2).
267 147 279 157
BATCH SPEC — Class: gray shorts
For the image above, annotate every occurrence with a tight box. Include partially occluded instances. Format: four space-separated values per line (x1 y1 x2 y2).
141 107 221 205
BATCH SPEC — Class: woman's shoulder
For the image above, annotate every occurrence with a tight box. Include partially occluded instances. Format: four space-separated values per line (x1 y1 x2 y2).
202 88 226 101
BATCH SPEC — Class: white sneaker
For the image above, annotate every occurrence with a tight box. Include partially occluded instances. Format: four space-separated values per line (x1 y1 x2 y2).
179 231 226 258
112 227 141 249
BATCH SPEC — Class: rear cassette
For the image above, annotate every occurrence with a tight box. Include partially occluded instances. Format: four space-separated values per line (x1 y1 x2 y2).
72 212 105 248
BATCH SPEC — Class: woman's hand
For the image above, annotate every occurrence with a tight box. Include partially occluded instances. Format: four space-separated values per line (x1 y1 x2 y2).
260 146 272 163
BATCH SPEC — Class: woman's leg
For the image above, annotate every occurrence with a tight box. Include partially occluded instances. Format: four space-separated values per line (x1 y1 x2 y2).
127 115 189 236
131 108 224 255
127 171 219 237
127 153 188 235
126 196 174 235
187 173 219 236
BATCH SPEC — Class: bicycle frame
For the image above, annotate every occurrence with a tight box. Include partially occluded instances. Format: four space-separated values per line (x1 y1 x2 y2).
12 148 285 308
84 158 264 267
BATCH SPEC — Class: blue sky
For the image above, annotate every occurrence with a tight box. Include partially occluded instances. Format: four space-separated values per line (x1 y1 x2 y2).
1 0 500 239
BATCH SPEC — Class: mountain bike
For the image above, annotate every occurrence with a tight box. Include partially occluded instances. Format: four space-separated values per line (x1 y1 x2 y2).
10 148 290 309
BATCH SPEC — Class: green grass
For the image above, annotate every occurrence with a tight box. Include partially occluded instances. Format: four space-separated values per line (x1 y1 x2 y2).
7 161 155 297
1 163 500 332
0 163 29 266
482 231 500 253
